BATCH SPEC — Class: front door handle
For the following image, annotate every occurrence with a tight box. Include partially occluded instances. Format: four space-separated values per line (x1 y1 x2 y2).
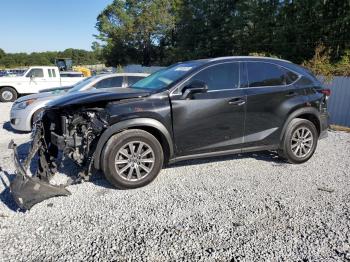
228 97 246 106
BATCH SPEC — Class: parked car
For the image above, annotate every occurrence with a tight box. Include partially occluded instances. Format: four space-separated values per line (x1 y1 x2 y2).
0 70 9 77
0 69 26 77
0 66 85 102
9 73 149 132
10 56 330 209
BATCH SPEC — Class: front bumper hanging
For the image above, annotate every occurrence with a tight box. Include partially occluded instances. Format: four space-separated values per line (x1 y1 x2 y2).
8 127 71 210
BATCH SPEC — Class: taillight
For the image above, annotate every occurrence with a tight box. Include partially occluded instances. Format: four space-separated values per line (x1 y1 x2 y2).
319 89 331 97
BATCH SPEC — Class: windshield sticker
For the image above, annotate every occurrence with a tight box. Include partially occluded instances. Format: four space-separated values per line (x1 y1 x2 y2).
175 66 193 72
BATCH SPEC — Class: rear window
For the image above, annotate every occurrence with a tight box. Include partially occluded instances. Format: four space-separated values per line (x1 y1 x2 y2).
48 69 57 78
281 67 299 84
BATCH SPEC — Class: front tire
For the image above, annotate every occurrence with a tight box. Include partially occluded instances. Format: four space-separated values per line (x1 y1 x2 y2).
0 87 18 102
102 129 164 189
279 118 318 164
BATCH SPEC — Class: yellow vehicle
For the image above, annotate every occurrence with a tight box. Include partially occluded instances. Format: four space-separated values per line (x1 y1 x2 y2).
72 66 91 77
55 58 91 77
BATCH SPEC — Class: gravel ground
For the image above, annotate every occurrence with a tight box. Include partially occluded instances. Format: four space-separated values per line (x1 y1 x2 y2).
0 102 349 261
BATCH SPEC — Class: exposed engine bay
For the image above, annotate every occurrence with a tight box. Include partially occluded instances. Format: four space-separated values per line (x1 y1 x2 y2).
9 107 110 210
44 108 109 178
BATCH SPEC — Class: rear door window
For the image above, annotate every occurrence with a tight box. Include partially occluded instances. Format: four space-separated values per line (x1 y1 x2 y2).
246 62 286 87
95 76 123 89
109 76 123 87
94 78 112 89
128 76 144 86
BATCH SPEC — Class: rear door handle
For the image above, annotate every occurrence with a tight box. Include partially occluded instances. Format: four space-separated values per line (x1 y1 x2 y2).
228 97 246 106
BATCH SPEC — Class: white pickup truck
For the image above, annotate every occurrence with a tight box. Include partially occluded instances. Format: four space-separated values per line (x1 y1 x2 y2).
0 66 85 102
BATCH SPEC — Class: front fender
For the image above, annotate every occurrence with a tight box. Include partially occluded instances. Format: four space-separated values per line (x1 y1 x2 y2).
93 118 174 170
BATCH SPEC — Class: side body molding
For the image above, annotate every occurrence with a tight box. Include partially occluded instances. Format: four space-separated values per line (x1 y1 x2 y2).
93 118 174 170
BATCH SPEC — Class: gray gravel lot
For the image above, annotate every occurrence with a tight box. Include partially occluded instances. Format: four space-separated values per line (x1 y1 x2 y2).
0 103 349 261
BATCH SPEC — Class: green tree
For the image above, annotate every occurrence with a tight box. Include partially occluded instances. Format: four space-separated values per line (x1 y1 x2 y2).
96 0 177 66
0 48 5 60
0 49 102 68
91 41 103 61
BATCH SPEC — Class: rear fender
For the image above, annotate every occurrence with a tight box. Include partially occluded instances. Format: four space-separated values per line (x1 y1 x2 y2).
279 107 321 144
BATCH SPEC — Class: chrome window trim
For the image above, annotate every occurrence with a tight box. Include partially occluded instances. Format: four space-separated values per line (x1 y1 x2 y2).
207 89 240 93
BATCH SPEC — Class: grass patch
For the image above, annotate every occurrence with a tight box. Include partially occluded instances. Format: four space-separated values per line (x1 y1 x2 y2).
330 125 350 132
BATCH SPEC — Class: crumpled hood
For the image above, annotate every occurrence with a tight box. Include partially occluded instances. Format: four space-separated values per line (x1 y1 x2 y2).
47 87 151 108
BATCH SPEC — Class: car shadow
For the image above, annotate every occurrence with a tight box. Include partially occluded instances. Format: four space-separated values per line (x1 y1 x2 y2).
0 146 287 212
0 142 36 211
89 171 115 189
2 121 30 134
0 167 21 212
0 140 81 211
166 150 286 169
88 150 287 189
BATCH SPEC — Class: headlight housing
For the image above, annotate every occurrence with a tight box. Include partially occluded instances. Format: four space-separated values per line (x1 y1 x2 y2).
13 99 37 110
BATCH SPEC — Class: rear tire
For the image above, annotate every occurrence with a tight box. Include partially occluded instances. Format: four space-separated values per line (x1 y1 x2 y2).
0 87 17 102
279 118 318 164
102 129 164 189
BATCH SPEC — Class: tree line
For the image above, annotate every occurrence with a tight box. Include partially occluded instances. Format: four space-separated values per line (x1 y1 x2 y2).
2 0 349 76
0 48 102 68
95 0 350 75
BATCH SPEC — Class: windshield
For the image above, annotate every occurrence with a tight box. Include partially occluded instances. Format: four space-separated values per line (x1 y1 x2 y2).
67 76 97 93
131 61 204 90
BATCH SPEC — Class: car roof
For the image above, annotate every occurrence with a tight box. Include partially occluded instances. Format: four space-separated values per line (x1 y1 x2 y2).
208 56 292 63
96 72 150 78
28 66 58 69
177 56 293 68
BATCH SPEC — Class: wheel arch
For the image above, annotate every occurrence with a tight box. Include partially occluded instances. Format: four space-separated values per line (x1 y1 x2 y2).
280 107 321 144
93 118 174 170
0 85 18 91
30 107 45 128
0 86 18 95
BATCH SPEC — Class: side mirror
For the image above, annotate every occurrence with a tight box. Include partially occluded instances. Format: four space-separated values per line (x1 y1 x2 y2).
182 80 208 99
30 74 35 79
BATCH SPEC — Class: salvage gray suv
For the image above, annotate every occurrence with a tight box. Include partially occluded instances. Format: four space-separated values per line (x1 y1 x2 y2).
9 56 330 209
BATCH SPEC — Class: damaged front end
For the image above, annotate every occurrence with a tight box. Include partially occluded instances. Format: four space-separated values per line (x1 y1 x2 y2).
9 122 71 210
9 107 109 210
